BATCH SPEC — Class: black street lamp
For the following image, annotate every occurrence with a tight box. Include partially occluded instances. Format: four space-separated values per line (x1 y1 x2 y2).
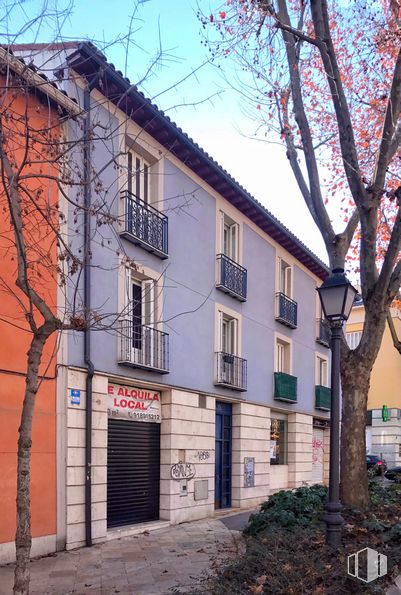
316 268 358 548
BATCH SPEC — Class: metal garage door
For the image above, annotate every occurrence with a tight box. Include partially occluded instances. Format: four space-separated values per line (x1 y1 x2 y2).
312 428 324 484
107 418 160 528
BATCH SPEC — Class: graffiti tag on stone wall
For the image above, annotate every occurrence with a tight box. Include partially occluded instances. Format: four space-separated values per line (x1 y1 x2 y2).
195 451 210 461
170 462 196 480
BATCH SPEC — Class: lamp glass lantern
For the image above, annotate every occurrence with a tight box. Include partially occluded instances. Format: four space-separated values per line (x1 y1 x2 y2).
317 268 358 322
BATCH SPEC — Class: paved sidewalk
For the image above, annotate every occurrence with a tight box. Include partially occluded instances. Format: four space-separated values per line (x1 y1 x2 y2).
0 517 245 595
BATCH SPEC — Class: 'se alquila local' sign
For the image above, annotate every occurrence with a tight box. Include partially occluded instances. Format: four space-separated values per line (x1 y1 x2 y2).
107 383 161 423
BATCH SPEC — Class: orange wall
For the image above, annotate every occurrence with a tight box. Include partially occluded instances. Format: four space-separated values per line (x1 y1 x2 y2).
0 375 56 541
0 81 59 544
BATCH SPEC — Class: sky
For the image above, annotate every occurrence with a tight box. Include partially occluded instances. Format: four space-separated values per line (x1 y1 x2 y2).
3 0 328 263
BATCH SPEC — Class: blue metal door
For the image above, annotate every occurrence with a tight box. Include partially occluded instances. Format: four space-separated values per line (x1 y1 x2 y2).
215 402 232 509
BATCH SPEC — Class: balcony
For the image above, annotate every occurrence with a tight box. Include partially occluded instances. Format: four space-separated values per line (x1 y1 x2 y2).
315 385 331 411
275 293 297 329
274 372 297 403
215 352 247 391
120 190 168 258
118 320 169 373
216 254 247 301
316 318 330 347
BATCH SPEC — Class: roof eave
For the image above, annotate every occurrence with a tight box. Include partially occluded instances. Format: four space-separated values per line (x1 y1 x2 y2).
67 42 329 280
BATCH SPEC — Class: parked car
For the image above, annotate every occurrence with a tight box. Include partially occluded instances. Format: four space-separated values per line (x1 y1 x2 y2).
384 466 401 481
367 455 387 477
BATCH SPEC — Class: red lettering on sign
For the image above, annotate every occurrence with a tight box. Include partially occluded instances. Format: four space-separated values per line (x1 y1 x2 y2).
109 385 160 413
112 398 148 410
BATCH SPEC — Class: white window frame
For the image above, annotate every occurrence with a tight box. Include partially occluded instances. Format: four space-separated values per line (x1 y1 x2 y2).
125 149 151 204
316 354 329 387
276 341 285 373
346 331 362 350
275 334 292 375
125 268 158 364
219 312 238 356
278 257 292 298
216 309 240 386
215 303 242 356
220 211 240 263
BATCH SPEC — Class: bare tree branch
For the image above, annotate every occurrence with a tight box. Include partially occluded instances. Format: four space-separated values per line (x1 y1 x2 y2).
387 311 401 355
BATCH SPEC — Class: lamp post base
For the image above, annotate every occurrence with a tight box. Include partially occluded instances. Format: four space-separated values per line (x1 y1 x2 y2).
324 501 344 548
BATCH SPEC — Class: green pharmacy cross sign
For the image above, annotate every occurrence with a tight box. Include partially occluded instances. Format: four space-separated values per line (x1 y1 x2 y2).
382 405 390 422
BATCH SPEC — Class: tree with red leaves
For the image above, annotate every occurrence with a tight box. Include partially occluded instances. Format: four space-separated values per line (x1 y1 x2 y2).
203 0 401 507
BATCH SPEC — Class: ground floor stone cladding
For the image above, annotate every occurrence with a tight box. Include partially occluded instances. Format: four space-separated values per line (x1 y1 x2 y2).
323 428 330 484
54 368 331 552
160 389 216 524
288 412 313 487
65 370 108 550
231 401 270 509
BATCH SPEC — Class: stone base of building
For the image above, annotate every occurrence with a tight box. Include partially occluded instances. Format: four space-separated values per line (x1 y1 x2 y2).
59 369 330 551
0 534 56 565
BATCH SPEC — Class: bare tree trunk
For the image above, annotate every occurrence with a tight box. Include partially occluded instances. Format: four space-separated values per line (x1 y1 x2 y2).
14 331 50 595
340 358 370 507
339 295 389 508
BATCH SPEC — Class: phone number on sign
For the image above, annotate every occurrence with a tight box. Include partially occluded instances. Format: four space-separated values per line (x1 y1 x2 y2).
107 408 161 422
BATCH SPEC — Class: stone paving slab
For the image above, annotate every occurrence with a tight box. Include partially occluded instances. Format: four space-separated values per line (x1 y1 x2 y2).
0 518 244 595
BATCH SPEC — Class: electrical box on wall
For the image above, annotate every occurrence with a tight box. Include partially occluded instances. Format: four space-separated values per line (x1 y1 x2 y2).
194 479 208 501
180 479 188 496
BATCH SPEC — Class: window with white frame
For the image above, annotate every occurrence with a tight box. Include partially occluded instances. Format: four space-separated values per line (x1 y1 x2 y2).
126 150 151 204
125 270 157 348
220 211 239 263
119 267 168 370
278 257 292 297
346 331 362 350
220 312 238 356
216 310 240 386
275 337 291 374
316 355 329 387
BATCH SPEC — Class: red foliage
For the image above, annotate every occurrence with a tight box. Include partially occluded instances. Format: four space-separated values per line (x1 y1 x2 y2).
202 1 401 272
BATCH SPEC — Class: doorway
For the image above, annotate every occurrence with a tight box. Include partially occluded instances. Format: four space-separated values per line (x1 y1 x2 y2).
215 402 232 509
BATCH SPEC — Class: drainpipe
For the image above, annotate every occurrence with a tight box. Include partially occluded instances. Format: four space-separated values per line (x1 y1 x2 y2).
83 72 101 547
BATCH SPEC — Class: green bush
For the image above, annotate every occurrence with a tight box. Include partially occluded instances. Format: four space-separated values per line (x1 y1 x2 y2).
368 479 401 505
245 484 328 535
384 522 401 542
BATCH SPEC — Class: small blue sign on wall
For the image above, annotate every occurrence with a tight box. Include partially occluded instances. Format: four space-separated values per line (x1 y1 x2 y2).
70 389 81 405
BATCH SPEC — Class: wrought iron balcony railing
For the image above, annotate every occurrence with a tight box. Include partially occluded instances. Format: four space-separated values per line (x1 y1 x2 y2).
216 254 247 301
215 351 247 391
315 385 331 411
118 320 169 373
120 190 168 258
316 318 330 347
274 372 298 403
275 292 298 329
